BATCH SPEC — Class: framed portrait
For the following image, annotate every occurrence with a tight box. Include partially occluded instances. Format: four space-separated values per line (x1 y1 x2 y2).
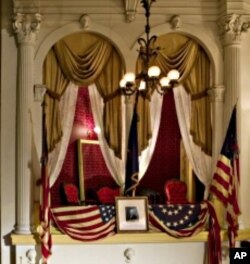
115 196 149 232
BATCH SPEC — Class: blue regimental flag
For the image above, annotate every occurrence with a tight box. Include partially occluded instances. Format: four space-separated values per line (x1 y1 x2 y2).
124 106 139 196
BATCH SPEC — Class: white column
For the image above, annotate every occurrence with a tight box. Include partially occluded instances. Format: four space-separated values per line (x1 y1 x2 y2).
13 13 42 234
208 86 225 167
217 14 249 132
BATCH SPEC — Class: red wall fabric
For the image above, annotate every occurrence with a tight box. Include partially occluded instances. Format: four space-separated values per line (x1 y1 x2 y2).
51 142 78 206
138 90 181 202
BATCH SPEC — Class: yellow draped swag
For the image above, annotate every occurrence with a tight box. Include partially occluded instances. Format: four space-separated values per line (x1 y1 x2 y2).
136 33 212 155
43 32 125 158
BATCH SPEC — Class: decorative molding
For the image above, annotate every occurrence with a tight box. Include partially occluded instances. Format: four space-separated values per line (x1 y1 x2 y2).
79 14 91 29
170 15 181 30
217 14 250 43
26 249 37 264
208 86 225 103
34 84 47 102
10 229 250 245
125 0 139 22
13 13 42 44
124 248 135 263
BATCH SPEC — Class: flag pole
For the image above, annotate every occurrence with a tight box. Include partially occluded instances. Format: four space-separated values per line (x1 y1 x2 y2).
124 92 140 197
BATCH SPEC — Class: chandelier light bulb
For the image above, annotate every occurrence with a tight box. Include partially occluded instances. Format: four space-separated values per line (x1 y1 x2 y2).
160 77 170 87
148 66 161 77
167 69 180 81
93 126 101 134
124 72 136 83
119 78 126 88
139 80 146 90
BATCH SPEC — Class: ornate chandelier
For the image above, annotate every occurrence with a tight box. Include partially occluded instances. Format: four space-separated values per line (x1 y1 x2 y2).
119 0 180 96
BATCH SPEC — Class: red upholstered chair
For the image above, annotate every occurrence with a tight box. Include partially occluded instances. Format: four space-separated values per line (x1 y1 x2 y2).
97 187 120 204
164 180 188 204
63 183 80 205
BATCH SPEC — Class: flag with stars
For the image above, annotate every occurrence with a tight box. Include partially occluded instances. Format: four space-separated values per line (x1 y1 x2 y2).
149 202 209 237
51 205 116 241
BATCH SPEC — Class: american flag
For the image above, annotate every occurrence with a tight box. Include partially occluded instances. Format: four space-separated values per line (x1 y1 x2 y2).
149 202 209 237
51 205 116 241
209 107 240 247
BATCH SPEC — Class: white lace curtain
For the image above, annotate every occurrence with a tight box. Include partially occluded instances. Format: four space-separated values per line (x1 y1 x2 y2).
89 84 125 188
173 86 212 198
48 82 78 187
139 92 163 179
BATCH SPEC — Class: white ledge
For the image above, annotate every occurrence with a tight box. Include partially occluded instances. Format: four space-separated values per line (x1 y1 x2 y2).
11 229 250 245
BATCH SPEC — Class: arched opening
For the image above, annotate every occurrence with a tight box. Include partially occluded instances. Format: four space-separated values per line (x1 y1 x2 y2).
41 31 126 208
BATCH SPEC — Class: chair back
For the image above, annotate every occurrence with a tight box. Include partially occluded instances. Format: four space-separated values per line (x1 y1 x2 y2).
164 180 188 204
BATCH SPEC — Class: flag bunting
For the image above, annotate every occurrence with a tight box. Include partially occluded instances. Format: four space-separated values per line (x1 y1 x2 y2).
51 205 116 241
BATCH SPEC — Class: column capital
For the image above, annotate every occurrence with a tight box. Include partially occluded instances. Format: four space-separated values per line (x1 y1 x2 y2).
208 85 225 102
12 13 42 44
217 14 250 46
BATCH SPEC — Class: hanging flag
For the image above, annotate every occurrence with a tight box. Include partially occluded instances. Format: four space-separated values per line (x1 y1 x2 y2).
38 100 52 264
209 106 240 247
124 105 139 196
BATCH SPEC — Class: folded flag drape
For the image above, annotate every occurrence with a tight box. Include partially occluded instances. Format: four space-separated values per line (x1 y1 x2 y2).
209 106 240 247
148 202 209 237
51 205 116 241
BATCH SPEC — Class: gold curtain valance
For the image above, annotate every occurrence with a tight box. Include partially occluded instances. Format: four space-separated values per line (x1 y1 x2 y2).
43 32 125 158
136 33 212 155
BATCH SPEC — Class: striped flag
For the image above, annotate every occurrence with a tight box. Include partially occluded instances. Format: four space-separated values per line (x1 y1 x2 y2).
51 205 116 241
209 107 240 247
39 164 52 263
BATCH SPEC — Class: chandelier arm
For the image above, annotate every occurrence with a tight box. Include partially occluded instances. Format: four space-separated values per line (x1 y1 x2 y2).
121 84 138 96
120 0 180 97
137 37 147 47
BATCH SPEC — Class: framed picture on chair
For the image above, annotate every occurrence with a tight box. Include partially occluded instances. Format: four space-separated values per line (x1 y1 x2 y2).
115 196 149 232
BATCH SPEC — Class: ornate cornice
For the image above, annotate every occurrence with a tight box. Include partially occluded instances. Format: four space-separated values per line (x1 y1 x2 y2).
217 14 250 44
12 13 42 44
